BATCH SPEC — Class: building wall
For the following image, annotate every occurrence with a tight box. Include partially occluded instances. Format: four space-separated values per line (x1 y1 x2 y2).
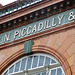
0 0 75 74
0 26 75 75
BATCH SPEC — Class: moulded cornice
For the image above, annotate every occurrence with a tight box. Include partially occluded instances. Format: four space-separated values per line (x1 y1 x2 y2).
0 0 63 24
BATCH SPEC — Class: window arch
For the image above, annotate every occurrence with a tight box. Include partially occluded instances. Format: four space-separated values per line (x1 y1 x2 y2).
2 53 65 75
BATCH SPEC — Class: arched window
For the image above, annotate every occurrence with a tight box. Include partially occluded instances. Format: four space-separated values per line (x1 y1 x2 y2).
2 53 65 75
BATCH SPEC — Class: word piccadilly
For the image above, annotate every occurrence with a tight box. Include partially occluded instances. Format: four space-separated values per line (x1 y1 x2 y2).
0 9 75 45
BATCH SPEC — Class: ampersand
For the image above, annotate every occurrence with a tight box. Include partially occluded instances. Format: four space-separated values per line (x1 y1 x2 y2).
68 12 75 21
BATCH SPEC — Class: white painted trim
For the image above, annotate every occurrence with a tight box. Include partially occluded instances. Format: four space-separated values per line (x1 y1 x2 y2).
1 53 65 75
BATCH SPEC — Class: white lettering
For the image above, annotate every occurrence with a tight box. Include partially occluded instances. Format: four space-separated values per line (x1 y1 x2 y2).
68 12 75 21
44 20 51 29
32 25 37 33
38 22 43 31
0 9 74 45
52 18 57 26
19 28 26 37
4 33 10 42
58 15 64 25
21 28 26 36
27 26 32 34
14 30 20 39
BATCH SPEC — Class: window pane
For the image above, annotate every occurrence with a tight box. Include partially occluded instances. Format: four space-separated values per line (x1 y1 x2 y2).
57 68 62 75
45 57 50 65
51 69 56 75
32 56 38 68
36 73 40 75
38 56 44 66
51 59 57 64
14 61 20 72
9 65 14 73
31 74 35 75
0 11 2 15
2 54 65 75
26 56 32 69
24 1 28 6
8 8 10 12
20 58 26 71
42 72 46 75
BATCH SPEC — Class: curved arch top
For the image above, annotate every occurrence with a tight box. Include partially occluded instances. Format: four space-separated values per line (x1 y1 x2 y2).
2 53 65 75
0 45 72 75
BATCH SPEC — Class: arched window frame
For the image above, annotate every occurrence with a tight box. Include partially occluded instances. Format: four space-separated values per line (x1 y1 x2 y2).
2 53 65 75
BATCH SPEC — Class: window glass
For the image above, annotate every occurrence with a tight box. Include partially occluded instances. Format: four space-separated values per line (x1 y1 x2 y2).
36 73 40 75
8 8 10 12
3 10 6 14
32 56 38 68
14 61 20 72
20 58 26 71
42 72 46 75
2 54 65 75
33 0 37 2
29 0 33 4
45 57 50 65
11 7 14 12
24 1 28 6
38 56 44 66
19 4 22 7
51 59 57 64
26 56 32 69
57 68 62 75
51 69 56 75
9 65 14 73
31 74 35 75
0 11 2 16
16 5 19 9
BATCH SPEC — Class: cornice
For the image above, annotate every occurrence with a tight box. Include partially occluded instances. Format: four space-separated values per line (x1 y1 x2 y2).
0 0 63 24
0 0 75 33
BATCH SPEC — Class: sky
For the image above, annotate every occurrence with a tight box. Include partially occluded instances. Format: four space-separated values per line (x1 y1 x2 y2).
0 0 17 6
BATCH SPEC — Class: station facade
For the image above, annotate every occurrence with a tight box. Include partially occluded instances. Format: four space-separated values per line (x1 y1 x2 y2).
0 0 75 75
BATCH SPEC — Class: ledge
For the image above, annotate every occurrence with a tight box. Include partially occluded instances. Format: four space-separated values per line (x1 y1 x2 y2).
0 0 63 24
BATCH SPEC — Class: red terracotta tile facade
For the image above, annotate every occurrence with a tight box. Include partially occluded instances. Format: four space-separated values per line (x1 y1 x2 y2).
0 0 75 75
0 28 75 74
